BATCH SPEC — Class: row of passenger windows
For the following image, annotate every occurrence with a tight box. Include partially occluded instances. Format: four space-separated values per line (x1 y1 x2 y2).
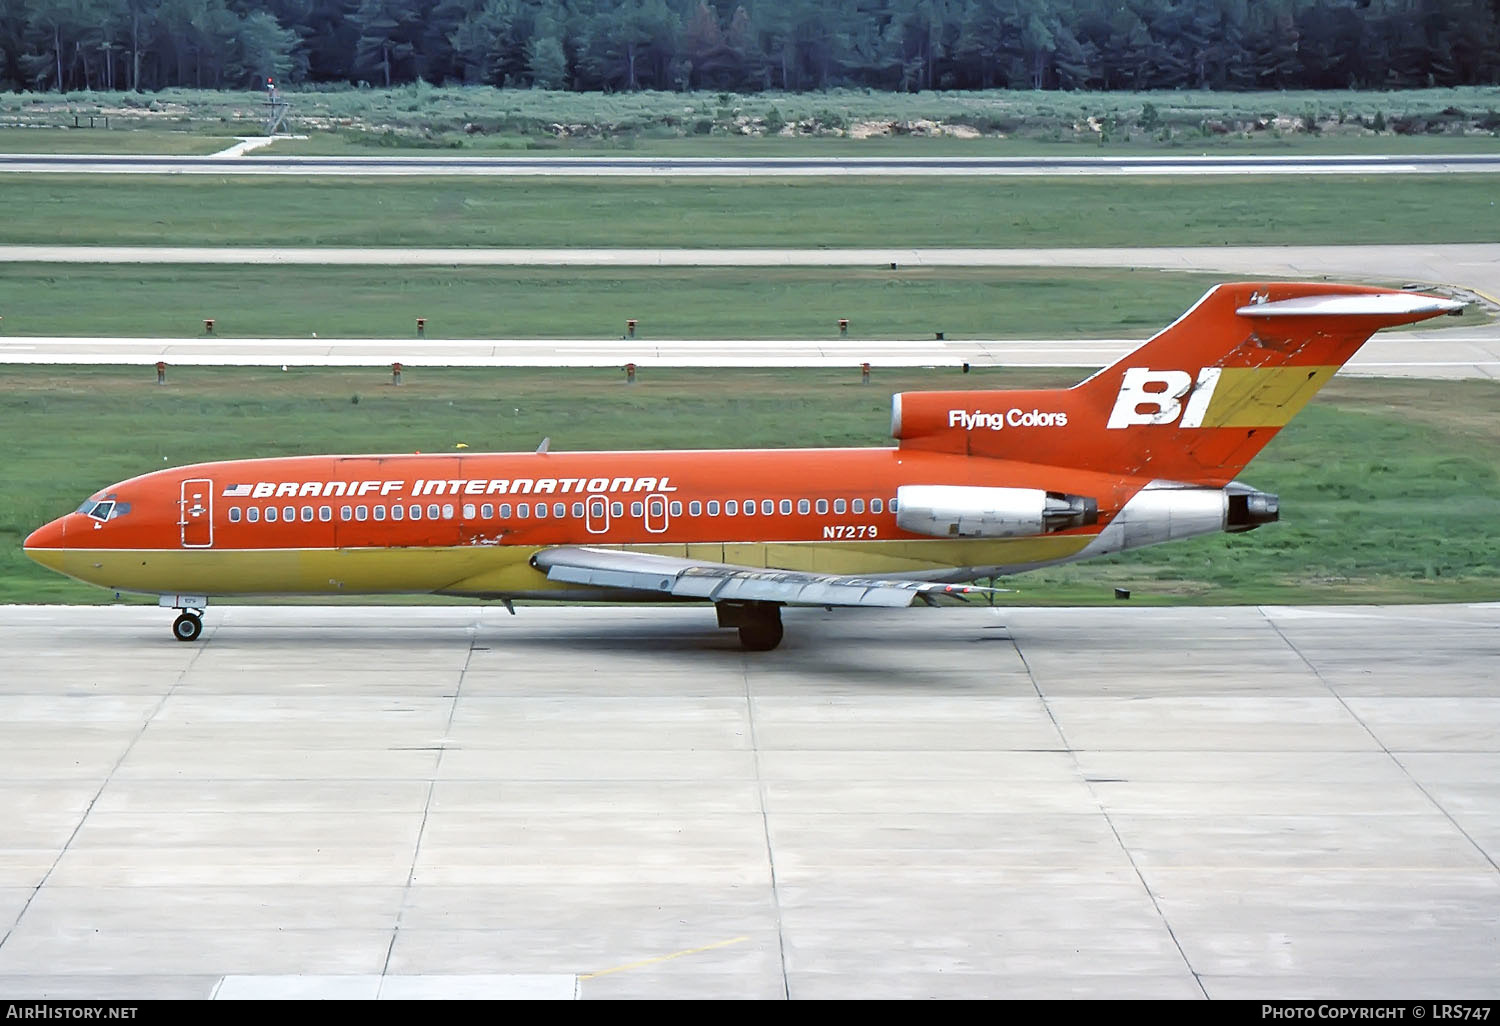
225 496 897 525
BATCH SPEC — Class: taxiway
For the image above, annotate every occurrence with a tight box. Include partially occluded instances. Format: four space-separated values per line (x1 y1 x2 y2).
2 332 1497 379
3 152 1500 176
0 603 1496 999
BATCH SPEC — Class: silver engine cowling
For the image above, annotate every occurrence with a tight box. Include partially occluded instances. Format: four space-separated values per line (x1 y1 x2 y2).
896 485 1098 539
1088 481 1280 554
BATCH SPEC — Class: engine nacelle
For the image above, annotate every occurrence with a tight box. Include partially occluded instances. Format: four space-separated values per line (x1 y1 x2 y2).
1227 485 1280 533
1095 481 1281 555
897 485 1098 539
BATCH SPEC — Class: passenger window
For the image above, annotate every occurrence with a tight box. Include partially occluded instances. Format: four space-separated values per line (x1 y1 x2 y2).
554 503 565 518
283 506 296 522
535 503 548 519
391 504 403 521
852 498 865 514
518 504 529 518
571 502 583 518
247 507 260 523
707 501 719 516
762 499 774 515
463 503 476 519
409 504 422 520
611 501 622 517
356 505 369 521
265 506 278 523
499 503 512 518
373 505 386 521
798 499 810 514
340 505 352 521
670 501 682 516
744 500 755 516
229 507 241 523
319 506 331 522
301 506 314 522
440 504 453 520
725 500 737 515
689 501 702 516
816 498 828 514
871 498 883 514
481 504 493 519
631 501 643 517
779 499 791 515
890 497 899 511
834 499 847 514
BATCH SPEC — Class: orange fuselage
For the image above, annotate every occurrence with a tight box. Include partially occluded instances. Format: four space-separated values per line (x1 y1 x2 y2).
24 447 1138 599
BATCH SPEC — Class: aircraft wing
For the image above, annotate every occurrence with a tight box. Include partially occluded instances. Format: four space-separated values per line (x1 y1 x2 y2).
532 546 997 608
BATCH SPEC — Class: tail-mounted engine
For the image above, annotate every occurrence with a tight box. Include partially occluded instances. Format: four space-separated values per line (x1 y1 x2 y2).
896 485 1099 539
1226 485 1280 533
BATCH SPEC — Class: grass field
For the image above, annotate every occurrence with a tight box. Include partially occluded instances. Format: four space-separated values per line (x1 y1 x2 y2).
5 126 1499 157
0 128 230 153
4 366 1498 607
2 174 1497 249
0 266 1227 340
256 130 1500 157
5 84 1498 152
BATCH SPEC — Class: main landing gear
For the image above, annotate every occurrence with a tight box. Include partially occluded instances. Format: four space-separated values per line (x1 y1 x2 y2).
160 595 207 643
716 601 784 652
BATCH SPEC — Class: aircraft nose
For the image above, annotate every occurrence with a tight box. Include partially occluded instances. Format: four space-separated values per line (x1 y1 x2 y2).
23 516 68 560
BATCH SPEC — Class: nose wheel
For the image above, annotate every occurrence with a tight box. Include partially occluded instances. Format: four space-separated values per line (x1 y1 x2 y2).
159 595 208 643
172 611 203 642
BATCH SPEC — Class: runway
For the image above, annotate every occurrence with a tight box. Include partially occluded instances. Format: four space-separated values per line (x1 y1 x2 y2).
3 331 1498 379
1 241 1496 279
0 602 1496 999
2 152 1500 176
3 242 1496 303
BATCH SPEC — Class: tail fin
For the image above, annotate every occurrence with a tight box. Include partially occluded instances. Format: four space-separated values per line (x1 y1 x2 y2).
892 282 1462 486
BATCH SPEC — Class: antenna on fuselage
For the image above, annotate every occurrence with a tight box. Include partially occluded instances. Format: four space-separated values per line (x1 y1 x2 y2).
535 437 551 454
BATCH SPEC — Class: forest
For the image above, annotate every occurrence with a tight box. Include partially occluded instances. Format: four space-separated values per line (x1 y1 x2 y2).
2 0 1499 95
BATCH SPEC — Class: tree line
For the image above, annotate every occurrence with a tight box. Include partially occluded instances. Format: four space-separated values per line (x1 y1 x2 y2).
2 0 1499 95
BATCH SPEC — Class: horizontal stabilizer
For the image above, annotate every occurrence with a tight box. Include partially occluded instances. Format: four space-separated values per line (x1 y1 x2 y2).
533 546 997 608
1235 293 1464 317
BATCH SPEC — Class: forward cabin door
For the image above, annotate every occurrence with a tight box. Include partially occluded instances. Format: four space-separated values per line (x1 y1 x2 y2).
179 479 214 548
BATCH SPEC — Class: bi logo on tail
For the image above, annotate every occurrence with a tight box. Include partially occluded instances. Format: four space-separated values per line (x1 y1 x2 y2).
1107 367 1223 430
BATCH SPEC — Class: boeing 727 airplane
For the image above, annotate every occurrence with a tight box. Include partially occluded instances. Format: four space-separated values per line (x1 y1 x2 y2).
24 281 1462 650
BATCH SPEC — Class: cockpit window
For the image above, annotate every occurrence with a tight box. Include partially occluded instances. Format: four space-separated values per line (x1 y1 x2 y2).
76 497 130 522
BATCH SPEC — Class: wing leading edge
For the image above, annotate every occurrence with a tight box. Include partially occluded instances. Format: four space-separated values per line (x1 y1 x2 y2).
532 546 995 607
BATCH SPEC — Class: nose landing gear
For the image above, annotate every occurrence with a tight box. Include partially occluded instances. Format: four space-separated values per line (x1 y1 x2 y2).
160 595 207 643
172 612 203 642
